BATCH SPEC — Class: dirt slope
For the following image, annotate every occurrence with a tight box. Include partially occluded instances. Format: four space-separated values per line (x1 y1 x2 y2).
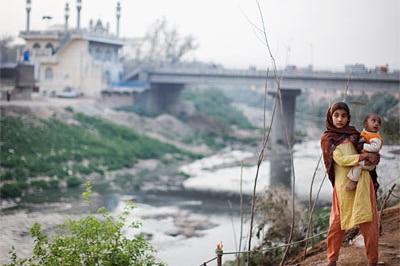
287 204 400 266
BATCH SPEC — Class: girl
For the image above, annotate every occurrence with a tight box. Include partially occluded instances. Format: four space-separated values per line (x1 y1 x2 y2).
320 102 379 266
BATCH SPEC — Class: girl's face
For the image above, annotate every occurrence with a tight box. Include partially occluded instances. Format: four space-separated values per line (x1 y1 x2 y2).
332 109 349 129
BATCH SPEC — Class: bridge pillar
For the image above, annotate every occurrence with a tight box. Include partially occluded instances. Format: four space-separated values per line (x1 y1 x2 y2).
134 83 185 115
267 88 301 188
268 88 301 147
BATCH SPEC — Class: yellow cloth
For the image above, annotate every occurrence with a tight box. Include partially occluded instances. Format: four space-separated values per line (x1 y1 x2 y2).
333 140 372 230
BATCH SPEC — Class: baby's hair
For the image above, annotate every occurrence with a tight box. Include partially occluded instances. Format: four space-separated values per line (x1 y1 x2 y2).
363 113 381 125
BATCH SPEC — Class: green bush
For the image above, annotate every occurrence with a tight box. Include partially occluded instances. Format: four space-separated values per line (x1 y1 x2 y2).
66 176 82 188
0 183 22 198
115 105 162 118
30 180 49 190
0 171 14 181
3 182 165 266
182 88 255 129
48 180 59 189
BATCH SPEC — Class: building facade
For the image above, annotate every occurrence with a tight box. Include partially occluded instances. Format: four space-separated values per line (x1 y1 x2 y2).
19 1 124 98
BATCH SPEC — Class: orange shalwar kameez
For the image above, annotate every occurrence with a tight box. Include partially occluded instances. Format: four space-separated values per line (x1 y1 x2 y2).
327 139 379 264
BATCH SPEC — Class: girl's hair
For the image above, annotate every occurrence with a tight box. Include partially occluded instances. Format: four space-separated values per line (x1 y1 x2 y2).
328 102 351 125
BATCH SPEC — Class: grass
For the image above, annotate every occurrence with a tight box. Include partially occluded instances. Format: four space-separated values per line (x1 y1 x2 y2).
0 110 196 198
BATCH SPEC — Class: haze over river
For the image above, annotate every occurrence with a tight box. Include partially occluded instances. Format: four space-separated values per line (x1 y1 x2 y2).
1 141 399 265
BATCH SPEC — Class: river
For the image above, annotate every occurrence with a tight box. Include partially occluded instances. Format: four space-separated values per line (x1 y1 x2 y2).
1 140 399 265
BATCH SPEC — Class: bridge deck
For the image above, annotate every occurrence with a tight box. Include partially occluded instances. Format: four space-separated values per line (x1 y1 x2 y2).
130 67 400 92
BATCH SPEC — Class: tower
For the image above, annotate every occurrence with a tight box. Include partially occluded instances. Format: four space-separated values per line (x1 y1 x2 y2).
116 2 121 37
76 0 82 29
64 2 70 32
25 0 32 32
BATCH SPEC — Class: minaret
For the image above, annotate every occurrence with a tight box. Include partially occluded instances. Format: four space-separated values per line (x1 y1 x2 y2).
76 0 82 30
116 2 121 37
26 0 32 32
64 2 70 32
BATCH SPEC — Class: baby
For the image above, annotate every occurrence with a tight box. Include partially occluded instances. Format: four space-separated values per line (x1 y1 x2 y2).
346 113 383 191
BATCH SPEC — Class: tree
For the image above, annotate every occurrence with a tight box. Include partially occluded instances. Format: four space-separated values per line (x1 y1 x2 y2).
0 35 21 63
126 17 199 67
4 182 165 266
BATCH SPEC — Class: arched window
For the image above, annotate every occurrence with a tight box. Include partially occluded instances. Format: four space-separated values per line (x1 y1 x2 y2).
45 43 54 54
33 43 41 49
44 68 53 81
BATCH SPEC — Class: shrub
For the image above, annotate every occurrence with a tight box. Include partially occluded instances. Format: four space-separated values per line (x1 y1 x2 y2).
30 180 49 190
48 180 59 189
0 183 22 198
240 186 306 266
182 88 255 129
66 176 82 188
4 182 165 266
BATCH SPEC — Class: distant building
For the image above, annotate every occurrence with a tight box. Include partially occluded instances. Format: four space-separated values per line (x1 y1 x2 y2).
345 64 368 74
19 2 124 98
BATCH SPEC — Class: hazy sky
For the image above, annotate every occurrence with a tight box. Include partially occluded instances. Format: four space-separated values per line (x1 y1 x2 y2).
1 0 399 71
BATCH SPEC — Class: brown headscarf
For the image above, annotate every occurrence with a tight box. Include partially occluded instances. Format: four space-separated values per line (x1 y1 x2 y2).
320 102 360 186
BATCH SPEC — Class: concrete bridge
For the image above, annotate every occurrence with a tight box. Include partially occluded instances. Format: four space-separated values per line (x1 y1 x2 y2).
125 66 400 146
127 67 400 92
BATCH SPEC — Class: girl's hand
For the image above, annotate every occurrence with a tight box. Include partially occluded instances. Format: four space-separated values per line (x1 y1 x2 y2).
366 153 380 165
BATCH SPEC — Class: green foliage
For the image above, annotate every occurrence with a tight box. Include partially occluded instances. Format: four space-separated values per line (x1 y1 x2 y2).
64 106 74 113
381 116 400 144
3 182 165 266
66 176 82 188
0 35 20 63
182 88 254 129
0 183 22 198
271 205 330 263
0 111 191 198
30 180 49 190
114 105 162 118
306 206 330 241
236 186 307 266
221 86 271 109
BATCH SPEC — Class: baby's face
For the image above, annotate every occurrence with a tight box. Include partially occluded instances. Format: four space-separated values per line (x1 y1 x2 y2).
364 114 381 133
